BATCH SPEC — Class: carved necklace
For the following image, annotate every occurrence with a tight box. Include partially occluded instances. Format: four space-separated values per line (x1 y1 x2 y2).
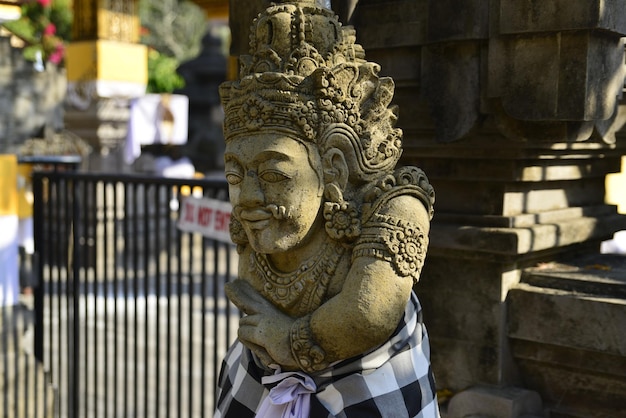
252 239 346 317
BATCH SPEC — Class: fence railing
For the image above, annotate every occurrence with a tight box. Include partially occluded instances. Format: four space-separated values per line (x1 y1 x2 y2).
1 301 53 418
31 171 239 418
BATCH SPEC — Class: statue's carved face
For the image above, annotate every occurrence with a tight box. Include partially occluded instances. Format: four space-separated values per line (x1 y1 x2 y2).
225 134 324 255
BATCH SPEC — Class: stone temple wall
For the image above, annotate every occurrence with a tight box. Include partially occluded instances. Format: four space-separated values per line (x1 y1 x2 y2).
349 2 626 416
0 35 66 152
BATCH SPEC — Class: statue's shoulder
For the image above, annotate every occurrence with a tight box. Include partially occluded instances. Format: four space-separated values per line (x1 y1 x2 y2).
361 166 435 224
354 166 434 284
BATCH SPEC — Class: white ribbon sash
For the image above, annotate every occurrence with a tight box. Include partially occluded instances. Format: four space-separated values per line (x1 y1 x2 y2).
256 371 317 418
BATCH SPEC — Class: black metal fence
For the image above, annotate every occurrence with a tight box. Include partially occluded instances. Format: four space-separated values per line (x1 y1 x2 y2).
31 171 238 418
1 301 53 418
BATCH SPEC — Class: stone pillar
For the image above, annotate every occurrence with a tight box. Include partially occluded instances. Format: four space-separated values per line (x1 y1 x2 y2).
345 0 626 416
63 0 147 170
331 0 358 25
175 32 227 171
227 0 270 70
0 35 67 150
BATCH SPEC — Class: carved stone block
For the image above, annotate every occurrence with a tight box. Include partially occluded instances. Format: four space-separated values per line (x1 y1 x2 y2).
498 0 626 35
352 0 427 49
421 42 482 142
508 256 626 415
489 33 625 122
447 386 543 418
426 0 489 42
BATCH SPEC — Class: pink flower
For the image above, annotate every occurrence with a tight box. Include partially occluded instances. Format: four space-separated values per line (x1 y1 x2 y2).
48 44 64 65
37 0 52 7
43 23 56 36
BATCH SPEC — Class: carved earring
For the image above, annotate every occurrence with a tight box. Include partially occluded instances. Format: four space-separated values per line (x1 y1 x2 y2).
229 216 248 252
323 183 361 242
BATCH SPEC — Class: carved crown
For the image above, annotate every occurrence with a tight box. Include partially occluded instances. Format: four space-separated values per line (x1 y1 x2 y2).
220 0 404 179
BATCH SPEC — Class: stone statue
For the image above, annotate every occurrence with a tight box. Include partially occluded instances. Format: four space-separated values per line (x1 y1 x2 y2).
216 1 439 417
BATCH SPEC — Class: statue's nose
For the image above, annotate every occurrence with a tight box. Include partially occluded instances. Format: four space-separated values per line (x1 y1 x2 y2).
239 171 264 207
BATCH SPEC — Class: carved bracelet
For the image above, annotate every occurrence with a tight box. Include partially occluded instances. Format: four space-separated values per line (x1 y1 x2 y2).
290 315 329 373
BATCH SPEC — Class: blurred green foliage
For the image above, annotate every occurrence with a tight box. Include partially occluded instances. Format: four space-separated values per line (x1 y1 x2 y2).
1 0 72 65
147 49 185 94
140 0 206 93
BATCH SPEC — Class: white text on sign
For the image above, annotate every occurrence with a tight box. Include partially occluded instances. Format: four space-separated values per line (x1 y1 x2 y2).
177 196 233 244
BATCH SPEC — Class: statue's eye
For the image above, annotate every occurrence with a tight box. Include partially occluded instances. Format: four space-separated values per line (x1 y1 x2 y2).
259 170 289 183
225 172 243 185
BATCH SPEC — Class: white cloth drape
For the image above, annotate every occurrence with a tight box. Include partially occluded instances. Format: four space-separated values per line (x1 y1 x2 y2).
0 215 19 307
256 370 316 418
124 94 189 165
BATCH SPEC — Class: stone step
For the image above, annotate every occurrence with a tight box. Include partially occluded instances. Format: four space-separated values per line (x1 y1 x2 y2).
522 253 626 298
507 254 626 417
444 385 546 418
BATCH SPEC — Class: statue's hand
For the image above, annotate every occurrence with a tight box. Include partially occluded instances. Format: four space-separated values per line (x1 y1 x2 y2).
225 279 299 370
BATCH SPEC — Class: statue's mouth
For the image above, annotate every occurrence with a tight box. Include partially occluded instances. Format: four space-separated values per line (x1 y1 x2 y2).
240 210 273 230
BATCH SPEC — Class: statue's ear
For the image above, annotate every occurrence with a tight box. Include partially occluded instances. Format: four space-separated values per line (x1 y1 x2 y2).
323 147 349 192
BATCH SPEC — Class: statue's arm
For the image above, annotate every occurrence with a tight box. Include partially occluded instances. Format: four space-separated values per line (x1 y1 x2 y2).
298 195 431 370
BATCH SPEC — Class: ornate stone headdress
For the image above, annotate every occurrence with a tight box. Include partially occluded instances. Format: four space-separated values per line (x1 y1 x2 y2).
219 0 404 180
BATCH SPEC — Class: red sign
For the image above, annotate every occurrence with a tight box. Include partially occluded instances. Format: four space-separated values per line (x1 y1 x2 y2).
177 196 233 243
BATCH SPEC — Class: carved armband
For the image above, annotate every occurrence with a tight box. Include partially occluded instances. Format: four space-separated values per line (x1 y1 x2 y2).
353 214 428 285
290 315 329 373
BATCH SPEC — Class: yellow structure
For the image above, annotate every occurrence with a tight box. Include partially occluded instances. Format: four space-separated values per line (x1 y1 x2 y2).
65 0 230 96
65 0 147 98
0 0 20 24
66 40 147 95
189 0 229 19
0 155 17 217
17 163 33 219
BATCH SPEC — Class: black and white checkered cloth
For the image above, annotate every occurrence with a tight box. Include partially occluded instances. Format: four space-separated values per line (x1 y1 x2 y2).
214 291 440 418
